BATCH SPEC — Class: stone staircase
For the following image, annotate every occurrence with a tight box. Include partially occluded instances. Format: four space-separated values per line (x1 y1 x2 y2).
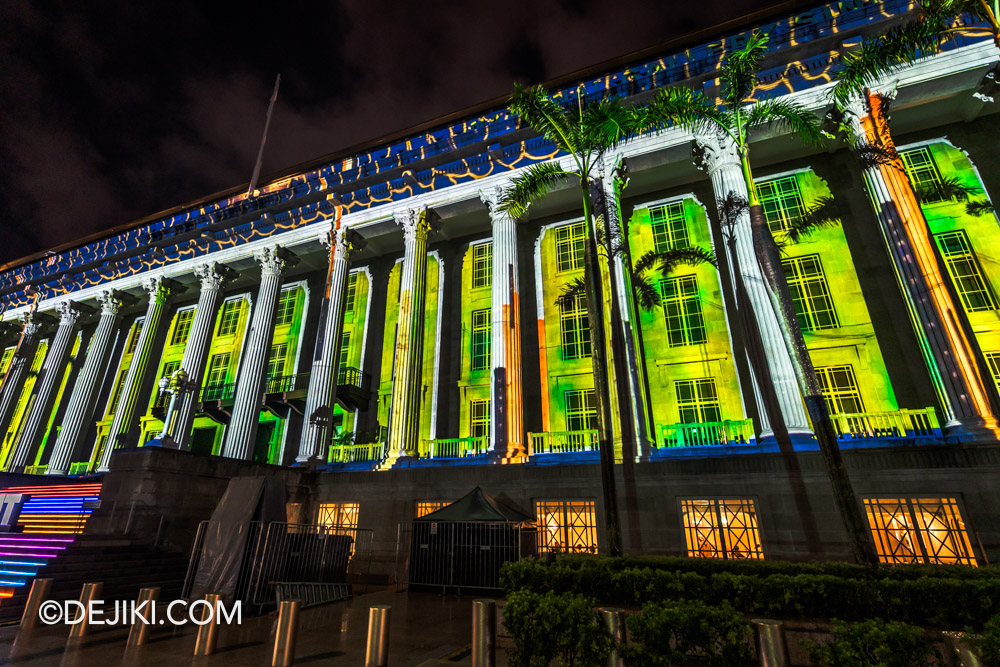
0 533 189 624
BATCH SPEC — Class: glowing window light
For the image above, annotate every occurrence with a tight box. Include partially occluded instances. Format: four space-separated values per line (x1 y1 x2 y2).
317 502 360 557
660 276 707 346
471 242 492 289
471 310 490 371
986 352 1000 393
899 147 945 202
650 201 689 252
554 223 586 273
863 497 977 566
469 400 490 439
681 498 763 559
559 295 591 360
756 176 806 232
415 501 450 518
933 231 997 313
170 308 195 346
675 378 722 425
535 500 597 554
780 255 839 331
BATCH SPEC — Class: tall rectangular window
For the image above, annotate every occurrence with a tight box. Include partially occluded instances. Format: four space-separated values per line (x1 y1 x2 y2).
560 295 591 360
470 399 490 438
317 502 360 528
756 176 805 232
934 231 996 313
661 276 707 346
472 242 492 288
986 352 1000 393
218 300 242 337
159 361 181 383
900 147 944 202
681 499 763 559
107 371 128 415
170 309 195 346
555 223 586 273
267 343 288 380
345 273 358 313
816 365 865 414
125 320 143 354
536 500 598 554
205 352 231 387
0 347 14 375
471 309 491 371
564 390 596 432
675 378 722 424
338 332 351 377
275 288 297 326
781 254 839 331
650 201 689 252
863 497 977 566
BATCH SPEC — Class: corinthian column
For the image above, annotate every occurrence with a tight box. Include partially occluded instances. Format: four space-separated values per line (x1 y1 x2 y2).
695 129 812 438
98 276 174 471
297 225 363 463
386 207 439 463
843 90 999 438
172 263 235 450
222 246 298 461
48 291 124 475
480 187 524 461
7 301 84 472
0 313 42 443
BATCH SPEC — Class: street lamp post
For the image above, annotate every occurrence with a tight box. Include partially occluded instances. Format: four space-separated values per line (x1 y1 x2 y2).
152 369 199 448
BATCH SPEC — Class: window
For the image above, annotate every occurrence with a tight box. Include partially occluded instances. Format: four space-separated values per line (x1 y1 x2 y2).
472 242 492 288
560 295 591 360
471 309 491 371
107 371 128 415
756 176 805 232
675 378 722 424
415 501 450 518
338 332 351 376
650 201 689 252
205 352 231 388
934 231 996 313
681 499 763 559
900 147 944 202
555 223 586 273
565 390 596 432
816 365 865 414
125 320 143 355
275 288 297 326
863 497 977 566
987 352 1000 393
160 361 181 383
317 502 360 528
267 343 288 380
1 347 15 375
661 276 707 346
781 255 839 331
470 399 490 438
170 309 195 346
218 300 242 337
536 500 597 554
345 273 358 313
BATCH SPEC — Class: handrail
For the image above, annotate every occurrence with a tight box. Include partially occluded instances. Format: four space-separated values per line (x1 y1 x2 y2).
527 430 599 455
328 441 384 463
23 464 48 475
336 366 372 391
265 372 310 394
830 407 940 439
201 382 235 402
68 462 91 476
421 436 488 459
659 419 755 448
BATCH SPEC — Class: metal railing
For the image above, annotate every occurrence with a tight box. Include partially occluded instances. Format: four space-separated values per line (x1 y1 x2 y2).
830 407 940 440
23 465 48 475
68 462 91 476
659 418 755 448
329 441 385 463
265 372 310 394
152 391 171 409
420 436 488 459
337 366 372 391
201 382 235 402
527 430 599 455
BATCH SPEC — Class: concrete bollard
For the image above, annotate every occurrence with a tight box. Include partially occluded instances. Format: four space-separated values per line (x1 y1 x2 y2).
365 605 391 667
942 631 983 667
193 593 222 656
598 607 627 667
472 599 496 667
272 600 302 667
126 587 160 647
752 619 789 667
19 578 53 631
68 582 103 639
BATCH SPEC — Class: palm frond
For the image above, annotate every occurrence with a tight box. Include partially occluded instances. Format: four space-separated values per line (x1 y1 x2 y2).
717 191 749 235
634 247 715 277
497 162 574 219
647 86 732 136
913 176 981 204
743 98 825 148
965 199 997 216
579 96 643 156
631 274 663 310
554 277 587 310
784 196 842 242
854 142 900 170
722 32 771 108
509 83 577 154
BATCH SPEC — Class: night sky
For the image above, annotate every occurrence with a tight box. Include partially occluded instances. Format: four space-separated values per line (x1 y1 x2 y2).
1 1 765 267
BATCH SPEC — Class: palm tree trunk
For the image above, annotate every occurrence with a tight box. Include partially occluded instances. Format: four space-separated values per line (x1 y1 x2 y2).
747 201 879 568
582 182 623 557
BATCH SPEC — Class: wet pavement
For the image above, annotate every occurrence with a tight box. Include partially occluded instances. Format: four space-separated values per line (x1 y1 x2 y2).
0 589 511 666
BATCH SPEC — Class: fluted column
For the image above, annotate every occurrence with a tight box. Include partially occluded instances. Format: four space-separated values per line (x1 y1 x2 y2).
172 263 235 450
222 246 298 460
844 91 999 438
47 291 124 475
98 277 174 471
7 301 83 472
0 313 42 443
297 225 362 463
480 187 525 461
695 129 812 438
386 207 438 462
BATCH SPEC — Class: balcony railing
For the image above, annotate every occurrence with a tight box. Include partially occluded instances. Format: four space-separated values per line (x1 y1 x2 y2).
265 372 310 394
328 441 385 463
527 430 599 455
337 366 371 391
830 407 940 440
420 436 489 459
68 462 91 476
660 419 755 448
24 465 48 475
201 383 235 402
152 391 172 409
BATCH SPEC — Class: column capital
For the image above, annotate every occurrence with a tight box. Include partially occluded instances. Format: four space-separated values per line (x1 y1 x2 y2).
394 207 440 242
56 301 84 326
693 128 740 176
19 312 41 338
254 245 299 278
97 290 125 317
326 225 366 259
195 262 237 291
140 276 178 305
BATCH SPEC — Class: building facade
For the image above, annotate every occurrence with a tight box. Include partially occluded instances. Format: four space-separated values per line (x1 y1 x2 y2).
1 0 999 566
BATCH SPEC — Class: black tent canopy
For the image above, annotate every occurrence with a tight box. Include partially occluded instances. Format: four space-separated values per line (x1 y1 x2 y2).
416 486 533 523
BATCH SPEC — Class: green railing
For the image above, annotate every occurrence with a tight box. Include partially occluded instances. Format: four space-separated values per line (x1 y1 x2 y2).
420 436 489 459
830 407 940 439
328 441 384 463
24 465 48 475
68 462 91 476
660 419 755 448
527 430 599 455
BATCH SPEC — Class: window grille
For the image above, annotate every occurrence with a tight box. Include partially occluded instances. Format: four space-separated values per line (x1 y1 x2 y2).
986 352 1000 393
338 332 351 376
415 501 450 518
472 242 492 288
267 343 288 380
0 347 14 375
555 223 586 273
934 231 996 313
470 399 490 438
564 390 597 432
675 378 722 424
560 295 591 360
170 309 195 346
681 498 764 559
125 320 144 355
863 497 977 566
781 254 839 331
900 147 944 202
275 288 297 326
536 500 598 554
218 300 243 337
159 361 180 384
650 201 689 251
661 276 707 346
205 352 231 387
756 176 805 232
816 365 865 414
471 309 491 371
345 273 358 313
317 502 361 556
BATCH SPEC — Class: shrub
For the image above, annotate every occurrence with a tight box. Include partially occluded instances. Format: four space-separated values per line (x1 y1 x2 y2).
623 599 753 666
972 614 1000 667
503 590 612 666
803 619 936 667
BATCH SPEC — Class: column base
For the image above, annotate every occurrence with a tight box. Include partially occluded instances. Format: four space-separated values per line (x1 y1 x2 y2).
942 418 1000 443
378 453 419 470
756 430 817 450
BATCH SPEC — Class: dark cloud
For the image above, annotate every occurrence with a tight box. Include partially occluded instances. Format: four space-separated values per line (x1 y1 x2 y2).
0 0 764 266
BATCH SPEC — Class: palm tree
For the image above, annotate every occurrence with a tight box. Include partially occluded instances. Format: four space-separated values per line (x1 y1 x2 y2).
646 32 880 567
498 83 649 556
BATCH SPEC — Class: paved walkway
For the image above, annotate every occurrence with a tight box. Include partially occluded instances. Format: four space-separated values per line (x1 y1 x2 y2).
0 590 510 666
